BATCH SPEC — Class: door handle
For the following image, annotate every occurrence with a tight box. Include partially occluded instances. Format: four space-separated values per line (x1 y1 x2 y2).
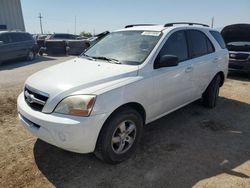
185 66 193 73
213 57 220 63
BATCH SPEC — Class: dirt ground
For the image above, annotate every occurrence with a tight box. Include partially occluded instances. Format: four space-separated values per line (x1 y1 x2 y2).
0 57 250 188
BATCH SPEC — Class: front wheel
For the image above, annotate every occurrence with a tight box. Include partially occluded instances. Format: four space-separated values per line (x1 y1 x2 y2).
202 75 221 108
95 107 143 164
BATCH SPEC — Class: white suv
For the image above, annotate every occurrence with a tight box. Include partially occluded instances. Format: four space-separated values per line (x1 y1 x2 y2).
17 23 228 163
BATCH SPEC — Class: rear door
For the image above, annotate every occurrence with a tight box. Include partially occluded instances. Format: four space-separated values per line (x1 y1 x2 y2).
186 29 216 96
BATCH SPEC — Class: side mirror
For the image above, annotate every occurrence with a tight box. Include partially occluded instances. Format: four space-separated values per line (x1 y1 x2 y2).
155 55 179 69
0 41 4 45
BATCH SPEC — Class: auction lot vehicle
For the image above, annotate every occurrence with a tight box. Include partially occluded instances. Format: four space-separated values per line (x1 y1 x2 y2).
0 31 38 63
17 23 228 163
39 33 90 56
221 24 250 71
46 33 77 40
35 34 50 50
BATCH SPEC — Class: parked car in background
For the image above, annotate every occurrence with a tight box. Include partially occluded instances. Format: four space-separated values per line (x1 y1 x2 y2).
18 23 228 163
221 24 250 72
0 31 38 64
39 33 90 56
36 34 50 49
46 33 77 40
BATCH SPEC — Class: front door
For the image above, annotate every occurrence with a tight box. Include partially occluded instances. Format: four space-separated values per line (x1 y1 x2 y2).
150 30 196 119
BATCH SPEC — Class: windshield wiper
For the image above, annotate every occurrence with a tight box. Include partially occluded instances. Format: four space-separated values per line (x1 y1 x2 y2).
81 54 96 61
91 56 122 64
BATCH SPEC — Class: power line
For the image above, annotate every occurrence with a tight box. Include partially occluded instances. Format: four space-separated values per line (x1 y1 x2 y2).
38 13 44 34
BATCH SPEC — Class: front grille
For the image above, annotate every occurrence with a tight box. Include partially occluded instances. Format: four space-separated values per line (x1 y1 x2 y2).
24 86 49 112
229 53 250 61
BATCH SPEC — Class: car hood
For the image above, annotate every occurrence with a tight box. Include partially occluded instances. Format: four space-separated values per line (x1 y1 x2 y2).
26 57 138 102
221 24 250 44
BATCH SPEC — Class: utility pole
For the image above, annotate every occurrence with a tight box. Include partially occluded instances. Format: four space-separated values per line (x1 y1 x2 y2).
211 16 214 28
38 13 43 34
74 16 76 35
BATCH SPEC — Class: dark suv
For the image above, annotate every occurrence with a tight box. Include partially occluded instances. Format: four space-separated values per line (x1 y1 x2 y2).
0 31 38 64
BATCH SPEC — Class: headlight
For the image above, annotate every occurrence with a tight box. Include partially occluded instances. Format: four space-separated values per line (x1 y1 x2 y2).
54 95 96 116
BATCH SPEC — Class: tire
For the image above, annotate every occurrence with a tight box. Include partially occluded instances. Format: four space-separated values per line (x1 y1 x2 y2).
39 50 44 56
27 50 35 61
202 75 221 108
94 107 143 164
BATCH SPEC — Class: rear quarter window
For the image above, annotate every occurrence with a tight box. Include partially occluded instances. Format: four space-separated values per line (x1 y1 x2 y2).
210 31 226 49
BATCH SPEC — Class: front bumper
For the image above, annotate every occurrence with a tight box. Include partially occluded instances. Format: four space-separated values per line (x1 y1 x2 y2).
229 60 250 71
17 93 107 153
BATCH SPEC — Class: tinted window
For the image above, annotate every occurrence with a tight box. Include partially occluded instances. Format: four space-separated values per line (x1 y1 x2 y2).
53 34 75 39
8 33 33 42
22 33 33 41
210 31 226 49
9 33 21 42
187 30 215 58
159 30 188 62
206 38 214 53
0 34 11 43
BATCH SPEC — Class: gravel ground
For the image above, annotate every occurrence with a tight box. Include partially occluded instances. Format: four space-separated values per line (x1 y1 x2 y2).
0 56 250 188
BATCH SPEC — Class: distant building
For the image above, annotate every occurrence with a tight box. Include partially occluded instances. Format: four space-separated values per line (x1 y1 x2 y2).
0 0 25 31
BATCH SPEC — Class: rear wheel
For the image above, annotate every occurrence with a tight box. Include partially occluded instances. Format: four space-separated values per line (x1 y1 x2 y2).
27 50 35 61
95 107 143 164
202 75 221 108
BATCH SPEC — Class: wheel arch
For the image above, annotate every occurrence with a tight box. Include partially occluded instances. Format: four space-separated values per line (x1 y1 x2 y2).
94 102 146 152
216 71 225 87
104 102 146 126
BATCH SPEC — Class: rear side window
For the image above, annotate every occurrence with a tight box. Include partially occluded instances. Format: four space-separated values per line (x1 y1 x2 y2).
159 30 188 62
9 33 33 42
9 33 21 42
187 30 215 58
210 31 226 49
22 33 33 41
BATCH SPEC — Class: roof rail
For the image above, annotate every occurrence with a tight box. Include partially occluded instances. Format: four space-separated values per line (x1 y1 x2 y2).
125 24 157 28
164 22 209 27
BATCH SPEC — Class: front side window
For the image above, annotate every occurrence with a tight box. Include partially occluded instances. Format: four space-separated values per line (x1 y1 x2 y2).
0 34 11 44
83 31 162 65
158 30 188 62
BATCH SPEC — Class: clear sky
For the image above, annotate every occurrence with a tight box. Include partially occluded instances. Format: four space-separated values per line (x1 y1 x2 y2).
21 0 250 35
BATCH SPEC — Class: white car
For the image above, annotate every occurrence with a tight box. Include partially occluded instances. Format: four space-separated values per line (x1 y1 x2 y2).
17 23 228 163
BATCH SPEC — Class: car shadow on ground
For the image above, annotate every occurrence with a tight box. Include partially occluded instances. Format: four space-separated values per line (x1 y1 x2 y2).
0 56 56 71
34 97 250 188
228 71 250 82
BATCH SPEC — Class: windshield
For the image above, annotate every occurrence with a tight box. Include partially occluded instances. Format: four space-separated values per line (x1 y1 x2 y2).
83 31 162 65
